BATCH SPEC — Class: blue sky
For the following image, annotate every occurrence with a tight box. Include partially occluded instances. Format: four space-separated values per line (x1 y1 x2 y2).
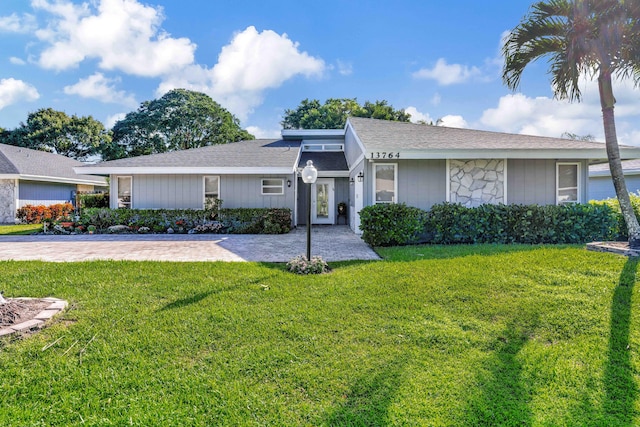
2 0 640 145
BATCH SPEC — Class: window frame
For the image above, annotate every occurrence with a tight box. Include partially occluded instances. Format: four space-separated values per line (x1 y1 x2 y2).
556 162 581 204
373 163 398 204
203 175 220 208
116 176 132 209
261 178 285 196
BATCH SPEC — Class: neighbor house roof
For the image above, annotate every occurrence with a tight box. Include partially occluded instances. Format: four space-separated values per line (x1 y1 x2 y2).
590 159 640 177
347 117 640 160
77 140 302 175
0 143 107 186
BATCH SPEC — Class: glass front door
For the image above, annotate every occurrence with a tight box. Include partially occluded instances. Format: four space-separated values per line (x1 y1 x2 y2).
312 178 334 224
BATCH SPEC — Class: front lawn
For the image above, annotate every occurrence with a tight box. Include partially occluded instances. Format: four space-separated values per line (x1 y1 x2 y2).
0 224 41 235
1 245 638 425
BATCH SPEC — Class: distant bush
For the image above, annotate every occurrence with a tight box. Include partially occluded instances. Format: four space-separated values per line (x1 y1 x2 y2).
78 192 109 209
359 202 617 246
590 192 640 240
78 207 292 234
16 203 74 224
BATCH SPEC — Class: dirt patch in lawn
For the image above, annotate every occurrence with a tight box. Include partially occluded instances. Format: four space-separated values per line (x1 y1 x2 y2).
0 299 51 328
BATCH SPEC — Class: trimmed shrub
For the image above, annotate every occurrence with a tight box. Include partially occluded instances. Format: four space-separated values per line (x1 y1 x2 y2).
359 203 427 246
590 192 640 240
359 202 618 246
16 203 74 224
78 207 292 234
78 192 109 209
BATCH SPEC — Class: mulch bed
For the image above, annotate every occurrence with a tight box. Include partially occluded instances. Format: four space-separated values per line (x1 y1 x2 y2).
0 299 51 328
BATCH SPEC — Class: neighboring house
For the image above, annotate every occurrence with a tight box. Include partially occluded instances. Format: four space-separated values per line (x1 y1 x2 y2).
0 143 107 223
589 159 640 200
77 117 640 233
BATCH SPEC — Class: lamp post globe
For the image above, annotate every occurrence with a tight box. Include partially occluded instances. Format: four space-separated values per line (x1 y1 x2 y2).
301 160 317 260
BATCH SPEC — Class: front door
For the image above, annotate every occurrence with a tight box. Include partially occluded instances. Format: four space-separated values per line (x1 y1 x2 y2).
312 178 334 224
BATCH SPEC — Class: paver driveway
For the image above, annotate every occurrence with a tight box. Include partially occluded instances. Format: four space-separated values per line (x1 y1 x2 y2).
0 226 380 262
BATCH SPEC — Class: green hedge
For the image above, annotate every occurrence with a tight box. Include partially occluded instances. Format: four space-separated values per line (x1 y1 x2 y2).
590 193 640 240
78 207 292 234
359 202 618 246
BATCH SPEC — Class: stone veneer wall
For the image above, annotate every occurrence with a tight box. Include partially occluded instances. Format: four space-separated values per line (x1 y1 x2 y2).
450 159 504 207
0 179 17 223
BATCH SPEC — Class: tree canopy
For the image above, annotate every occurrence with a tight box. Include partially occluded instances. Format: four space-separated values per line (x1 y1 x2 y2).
503 0 640 247
281 98 411 129
1 108 110 162
103 89 254 160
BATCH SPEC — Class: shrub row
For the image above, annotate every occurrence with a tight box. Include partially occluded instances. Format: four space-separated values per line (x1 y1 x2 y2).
589 192 640 240
78 207 292 234
359 202 618 247
77 192 109 209
16 203 75 224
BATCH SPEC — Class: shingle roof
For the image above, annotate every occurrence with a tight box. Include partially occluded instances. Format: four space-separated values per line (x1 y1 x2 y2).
81 140 301 169
0 143 106 185
347 117 624 151
590 159 640 175
298 152 348 172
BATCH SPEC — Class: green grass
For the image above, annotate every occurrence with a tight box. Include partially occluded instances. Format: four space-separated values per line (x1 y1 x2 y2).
0 224 41 235
1 245 639 425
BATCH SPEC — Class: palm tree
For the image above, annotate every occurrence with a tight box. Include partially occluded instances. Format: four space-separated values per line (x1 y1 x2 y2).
503 0 640 247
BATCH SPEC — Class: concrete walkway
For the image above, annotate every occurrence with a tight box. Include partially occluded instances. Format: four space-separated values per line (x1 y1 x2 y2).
0 226 380 262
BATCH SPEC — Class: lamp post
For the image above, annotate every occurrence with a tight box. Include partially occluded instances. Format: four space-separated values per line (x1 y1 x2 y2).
301 160 318 260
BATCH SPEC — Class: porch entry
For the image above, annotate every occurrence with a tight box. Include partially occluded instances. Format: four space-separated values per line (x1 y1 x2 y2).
312 178 334 224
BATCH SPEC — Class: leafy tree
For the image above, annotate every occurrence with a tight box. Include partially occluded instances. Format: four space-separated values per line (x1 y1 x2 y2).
503 0 640 247
2 108 110 161
282 98 410 129
561 132 595 141
103 89 254 160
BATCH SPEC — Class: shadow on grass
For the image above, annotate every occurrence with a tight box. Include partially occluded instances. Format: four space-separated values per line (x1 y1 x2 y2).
601 257 639 425
463 316 538 425
158 292 212 311
324 357 406 425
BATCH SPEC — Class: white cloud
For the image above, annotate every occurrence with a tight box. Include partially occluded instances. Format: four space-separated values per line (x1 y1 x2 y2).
439 115 468 128
0 13 37 33
336 59 353 76
413 58 482 85
157 26 326 121
479 77 640 143
63 72 137 107
33 0 196 76
405 106 434 124
431 93 441 106
9 57 26 65
105 112 127 129
0 78 40 110
245 125 281 139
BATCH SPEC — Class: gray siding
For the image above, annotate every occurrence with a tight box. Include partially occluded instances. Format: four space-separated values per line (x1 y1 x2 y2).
18 181 75 207
344 126 364 168
112 174 296 210
365 159 446 210
589 174 640 200
507 159 589 205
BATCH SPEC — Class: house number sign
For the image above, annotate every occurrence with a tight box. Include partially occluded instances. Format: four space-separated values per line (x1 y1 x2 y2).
370 152 401 159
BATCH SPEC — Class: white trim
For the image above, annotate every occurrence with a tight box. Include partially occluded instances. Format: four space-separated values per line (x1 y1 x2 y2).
261 178 285 195
372 163 398 204
317 171 349 178
203 175 220 209
75 166 295 175
16 174 105 186
445 159 451 202
281 129 344 140
503 158 508 204
556 162 581 204
116 176 133 209
363 148 640 160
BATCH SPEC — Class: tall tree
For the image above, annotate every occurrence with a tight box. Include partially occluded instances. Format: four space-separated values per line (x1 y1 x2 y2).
282 98 410 129
103 89 254 160
503 0 640 247
2 108 110 161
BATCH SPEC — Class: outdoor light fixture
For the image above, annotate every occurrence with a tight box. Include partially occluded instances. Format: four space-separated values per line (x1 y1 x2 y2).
301 160 318 260
357 171 364 182
287 179 291 188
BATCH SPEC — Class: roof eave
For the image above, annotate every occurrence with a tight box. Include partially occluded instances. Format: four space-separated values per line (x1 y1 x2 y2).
19 174 107 186
364 148 640 160
76 166 297 175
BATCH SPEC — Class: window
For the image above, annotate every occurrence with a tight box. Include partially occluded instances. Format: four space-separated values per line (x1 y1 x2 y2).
261 178 284 195
557 162 580 204
204 176 220 208
302 143 344 151
374 164 397 203
117 176 132 209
